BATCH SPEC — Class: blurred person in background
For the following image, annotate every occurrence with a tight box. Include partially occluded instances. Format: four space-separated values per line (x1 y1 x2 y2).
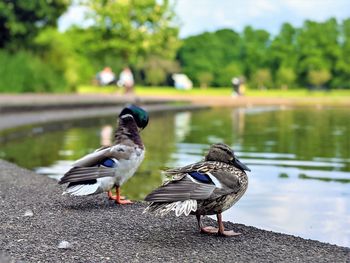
96 67 116 86
118 67 134 94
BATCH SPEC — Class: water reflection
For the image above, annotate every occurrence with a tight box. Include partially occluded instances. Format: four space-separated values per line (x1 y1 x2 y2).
0 107 349 247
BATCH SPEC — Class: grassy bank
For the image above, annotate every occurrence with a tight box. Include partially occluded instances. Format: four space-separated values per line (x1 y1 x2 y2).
78 85 350 98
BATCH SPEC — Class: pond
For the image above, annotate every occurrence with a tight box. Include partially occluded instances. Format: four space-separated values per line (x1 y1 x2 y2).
1 106 349 247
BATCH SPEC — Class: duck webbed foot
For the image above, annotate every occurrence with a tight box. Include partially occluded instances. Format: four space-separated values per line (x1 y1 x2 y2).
196 214 241 236
108 191 126 200
217 213 241 237
218 230 241 237
200 226 219 234
107 187 133 205
197 215 219 234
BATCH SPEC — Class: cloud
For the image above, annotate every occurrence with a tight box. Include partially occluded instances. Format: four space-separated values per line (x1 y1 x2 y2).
175 0 350 37
58 0 350 36
58 5 92 32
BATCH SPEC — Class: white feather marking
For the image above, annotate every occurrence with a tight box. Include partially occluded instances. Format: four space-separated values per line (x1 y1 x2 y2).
174 200 198 217
207 172 223 188
144 200 198 217
120 113 133 119
64 184 99 196
184 200 192 216
191 200 197 212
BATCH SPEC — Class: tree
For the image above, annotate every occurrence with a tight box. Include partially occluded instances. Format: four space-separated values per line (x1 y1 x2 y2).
296 19 340 87
276 67 296 89
269 23 298 81
240 26 270 79
197 72 213 88
215 63 242 87
0 0 69 50
251 68 273 90
35 28 94 89
333 18 350 88
81 0 180 66
177 29 241 87
307 69 332 88
140 55 179 86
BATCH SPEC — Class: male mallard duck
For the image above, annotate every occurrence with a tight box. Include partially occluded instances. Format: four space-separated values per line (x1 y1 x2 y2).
144 143 250 236
59 104 149 204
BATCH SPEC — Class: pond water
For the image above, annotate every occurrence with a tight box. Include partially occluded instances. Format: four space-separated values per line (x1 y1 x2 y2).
1 107 349 247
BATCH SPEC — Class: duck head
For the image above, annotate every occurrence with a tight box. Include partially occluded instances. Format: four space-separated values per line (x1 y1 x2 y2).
119 104 149 130
205 143 251 172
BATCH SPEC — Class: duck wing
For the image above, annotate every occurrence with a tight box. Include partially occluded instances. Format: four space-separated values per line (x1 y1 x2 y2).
145 162 242 202
59 144 137 184
73 144 133 167
58 166 116 184
144 174 216 202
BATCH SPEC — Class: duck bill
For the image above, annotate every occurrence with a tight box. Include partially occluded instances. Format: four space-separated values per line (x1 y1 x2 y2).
233 157 251 172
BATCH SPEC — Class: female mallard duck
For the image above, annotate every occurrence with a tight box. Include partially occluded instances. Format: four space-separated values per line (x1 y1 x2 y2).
59 104 149 204
144 143 250 236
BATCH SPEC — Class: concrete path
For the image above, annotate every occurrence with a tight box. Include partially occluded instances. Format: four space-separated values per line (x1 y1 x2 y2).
1 93 349 112
0 104 205 131
1 160 349 263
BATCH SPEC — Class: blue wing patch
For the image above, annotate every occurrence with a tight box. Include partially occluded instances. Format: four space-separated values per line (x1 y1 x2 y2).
188 171 214 184
100 158 117 168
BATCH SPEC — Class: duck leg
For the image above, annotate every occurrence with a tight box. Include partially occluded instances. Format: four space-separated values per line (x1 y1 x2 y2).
217 213 241 236
197 215 219 234
108 190 126 200
107 186 132 204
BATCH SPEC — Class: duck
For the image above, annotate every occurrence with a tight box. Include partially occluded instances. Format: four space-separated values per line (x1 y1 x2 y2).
144 143 250 236
59 104 149 204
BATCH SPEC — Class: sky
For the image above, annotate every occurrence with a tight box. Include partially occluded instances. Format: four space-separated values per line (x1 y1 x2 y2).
59 0 350 38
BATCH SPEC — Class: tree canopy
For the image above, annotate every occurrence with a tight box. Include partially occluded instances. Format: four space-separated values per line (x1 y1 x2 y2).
0 0 69 50
1 0 350 92
178 18 350 89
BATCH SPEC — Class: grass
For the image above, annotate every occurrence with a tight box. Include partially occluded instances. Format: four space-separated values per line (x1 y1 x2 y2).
78 85 232 96
77 85 350 98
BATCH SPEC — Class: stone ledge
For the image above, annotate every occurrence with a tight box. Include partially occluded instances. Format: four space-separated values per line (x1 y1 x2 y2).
0 159 349 263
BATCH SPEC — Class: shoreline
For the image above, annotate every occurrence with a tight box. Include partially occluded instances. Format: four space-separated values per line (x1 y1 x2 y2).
1 159 349 262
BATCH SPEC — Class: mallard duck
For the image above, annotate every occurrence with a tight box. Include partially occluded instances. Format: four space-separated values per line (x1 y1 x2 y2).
59 104 149 204
144 143 250 236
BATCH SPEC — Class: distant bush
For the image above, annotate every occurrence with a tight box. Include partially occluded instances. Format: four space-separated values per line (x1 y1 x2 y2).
0 50 67 93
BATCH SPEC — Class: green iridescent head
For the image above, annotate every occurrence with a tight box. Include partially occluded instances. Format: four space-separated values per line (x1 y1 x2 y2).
119 104 149 129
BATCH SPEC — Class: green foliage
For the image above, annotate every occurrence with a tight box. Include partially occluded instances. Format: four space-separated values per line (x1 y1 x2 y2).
251 68 273 90
276 67 296 89
82 0 180 65
145 67 166 86
307 69 332 87
332 18 350 88
197 72 213 88
295 19 339 87
0 0 69 50
35 28 94 88
269 23 298 71
0 50 66 92
240 26 270 78
216 63 242 87
139 55 179 86
177 18 350 89
178 29 241 87
2 1 350 92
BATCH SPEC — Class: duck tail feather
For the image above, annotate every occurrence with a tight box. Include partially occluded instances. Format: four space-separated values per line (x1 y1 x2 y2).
64 183 99 196
144 200 197 217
